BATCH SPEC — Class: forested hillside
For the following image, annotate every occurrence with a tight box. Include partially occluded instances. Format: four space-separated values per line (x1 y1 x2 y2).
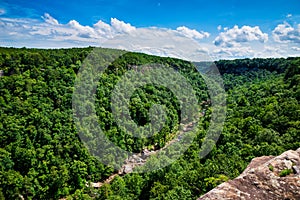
0 47 299 199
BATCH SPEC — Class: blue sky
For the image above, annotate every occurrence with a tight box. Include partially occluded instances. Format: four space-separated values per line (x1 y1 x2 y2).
0 0 300 60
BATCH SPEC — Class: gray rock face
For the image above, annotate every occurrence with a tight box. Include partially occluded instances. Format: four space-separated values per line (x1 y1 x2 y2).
198 148 300 200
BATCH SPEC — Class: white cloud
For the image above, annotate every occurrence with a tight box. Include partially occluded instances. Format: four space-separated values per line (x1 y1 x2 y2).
0 13 210 50
0 13 300 59
0 8 5 15
217 25 222 31
0 14 211 60
176 26 210 40
0 14 139 46
103 27 210 62
42 13 59 25
287 14 292 18
68 20 99 39
272 22 300 43
292 46 300 51
257 45 287 58
214 25 268 48
94 20 113 37
111 18 136 33
212 46 255 59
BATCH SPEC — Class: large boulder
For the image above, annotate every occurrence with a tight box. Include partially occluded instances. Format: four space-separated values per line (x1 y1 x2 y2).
198 148 300 200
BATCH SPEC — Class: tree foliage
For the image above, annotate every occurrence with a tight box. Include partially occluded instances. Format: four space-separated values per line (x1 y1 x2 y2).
0 47 299 199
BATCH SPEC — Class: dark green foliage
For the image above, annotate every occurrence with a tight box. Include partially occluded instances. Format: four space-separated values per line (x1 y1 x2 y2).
0 47 107 199
215 57 298 75
279 169 292 177
94 53 207 152
0 46 299 199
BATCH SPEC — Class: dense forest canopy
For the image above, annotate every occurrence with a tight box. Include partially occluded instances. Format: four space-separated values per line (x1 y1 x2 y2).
0 47 299 199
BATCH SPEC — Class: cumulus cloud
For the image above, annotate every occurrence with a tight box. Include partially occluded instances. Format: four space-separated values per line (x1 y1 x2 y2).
176 26 210 40
1 13 299 59
0 13 209 49
102 27 211 61
209 25 300 59
111 18 136 33
0 13 140 46
0 13 212 60
272 22 300 43
68 20 99 39
214 25 268 47
93 20 113 37
42 13 59 25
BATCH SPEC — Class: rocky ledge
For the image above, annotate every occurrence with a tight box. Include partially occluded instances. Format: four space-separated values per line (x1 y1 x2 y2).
198 148 300 200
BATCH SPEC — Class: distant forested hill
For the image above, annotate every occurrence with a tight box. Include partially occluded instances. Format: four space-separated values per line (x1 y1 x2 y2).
0 47 299 199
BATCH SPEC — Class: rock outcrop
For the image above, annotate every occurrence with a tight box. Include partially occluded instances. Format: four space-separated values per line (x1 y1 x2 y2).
198 148 300 200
